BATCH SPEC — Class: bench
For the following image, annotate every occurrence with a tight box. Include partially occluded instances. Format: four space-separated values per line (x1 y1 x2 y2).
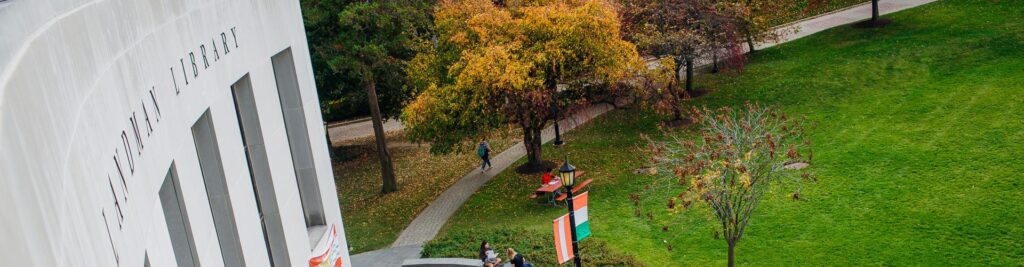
554 178 593 202
530 171 587 204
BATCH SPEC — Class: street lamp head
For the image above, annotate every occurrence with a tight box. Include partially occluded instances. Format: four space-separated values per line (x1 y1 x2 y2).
559 158 576 187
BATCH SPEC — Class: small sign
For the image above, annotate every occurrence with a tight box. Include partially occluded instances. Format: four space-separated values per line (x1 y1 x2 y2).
309 225 343 267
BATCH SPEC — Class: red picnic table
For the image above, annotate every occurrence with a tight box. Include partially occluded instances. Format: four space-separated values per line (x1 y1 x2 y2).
530 171 591 205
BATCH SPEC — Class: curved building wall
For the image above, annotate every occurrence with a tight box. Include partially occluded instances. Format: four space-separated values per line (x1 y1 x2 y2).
0 0 349 266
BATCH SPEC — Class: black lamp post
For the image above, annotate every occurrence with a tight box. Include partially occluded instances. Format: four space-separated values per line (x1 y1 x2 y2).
559 158 581 267
553 108 564 146
553 84 567 146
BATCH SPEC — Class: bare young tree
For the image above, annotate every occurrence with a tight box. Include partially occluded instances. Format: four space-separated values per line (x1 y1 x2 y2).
646 103 815 267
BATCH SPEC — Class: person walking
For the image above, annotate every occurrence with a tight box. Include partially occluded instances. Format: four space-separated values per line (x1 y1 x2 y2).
478 141 492 171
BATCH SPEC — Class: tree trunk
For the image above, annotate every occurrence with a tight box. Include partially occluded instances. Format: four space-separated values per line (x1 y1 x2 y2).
746 35 756 54
685 57 695 93
744 0 757 53
671 58 685 121
366 79 398 194
711 53 720 73
872 0 880 23
749 21 757 53
727 242 736 267
520 123 545 171
524 126 543 168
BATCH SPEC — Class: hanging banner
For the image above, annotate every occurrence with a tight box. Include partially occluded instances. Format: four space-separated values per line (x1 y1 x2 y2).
309 224 343 267
573 191 590 241
553 214 575 264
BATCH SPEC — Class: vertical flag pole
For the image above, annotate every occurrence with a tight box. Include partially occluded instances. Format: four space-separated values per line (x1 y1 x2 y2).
565 187 582 267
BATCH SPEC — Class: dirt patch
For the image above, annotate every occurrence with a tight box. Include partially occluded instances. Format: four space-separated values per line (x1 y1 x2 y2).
515 160 558 174
784 162 810 170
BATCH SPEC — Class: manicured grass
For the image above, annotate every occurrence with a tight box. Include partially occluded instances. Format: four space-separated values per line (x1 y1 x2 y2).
426 1 1024 265
331 0 868 255
333 131 519 253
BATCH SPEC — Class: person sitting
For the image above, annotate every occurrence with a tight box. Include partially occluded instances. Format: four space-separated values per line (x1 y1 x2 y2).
541 168 554 184
506 248 532 267
478 240 502 266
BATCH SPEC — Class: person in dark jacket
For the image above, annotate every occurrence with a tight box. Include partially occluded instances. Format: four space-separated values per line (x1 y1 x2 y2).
506 247 531 267
478 141 492 171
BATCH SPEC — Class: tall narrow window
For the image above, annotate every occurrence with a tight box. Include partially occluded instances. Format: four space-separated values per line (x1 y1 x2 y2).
192 110 245 267
159 164 201 267
231 75 290 266
271 48 325 228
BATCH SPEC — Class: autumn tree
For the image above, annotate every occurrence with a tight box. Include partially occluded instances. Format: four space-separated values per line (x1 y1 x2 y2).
633 57 685 123
302 0 435 193
646 104 814 267
619 0 745 122
403 0 641 172
728 0 801 53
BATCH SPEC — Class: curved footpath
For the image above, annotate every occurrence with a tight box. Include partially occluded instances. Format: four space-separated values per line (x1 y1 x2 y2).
351 1 935 265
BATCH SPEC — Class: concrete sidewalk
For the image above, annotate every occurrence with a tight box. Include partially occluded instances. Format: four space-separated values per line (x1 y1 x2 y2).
350 104 613 267
759 0 936 50
391 104 615 247
328 118 404 145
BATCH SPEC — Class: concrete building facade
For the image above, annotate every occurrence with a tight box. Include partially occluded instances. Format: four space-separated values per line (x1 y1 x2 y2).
0 0 350 266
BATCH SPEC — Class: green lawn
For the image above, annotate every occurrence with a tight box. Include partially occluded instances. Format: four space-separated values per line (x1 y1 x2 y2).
424 1 1024 265
332 0 867 255
334 131 519 253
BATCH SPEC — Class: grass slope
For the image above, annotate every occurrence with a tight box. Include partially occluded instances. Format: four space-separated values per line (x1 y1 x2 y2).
425 1 1024 265
334 132 519 253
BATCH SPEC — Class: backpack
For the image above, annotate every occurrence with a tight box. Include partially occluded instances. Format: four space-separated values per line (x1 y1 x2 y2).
477 144 487 157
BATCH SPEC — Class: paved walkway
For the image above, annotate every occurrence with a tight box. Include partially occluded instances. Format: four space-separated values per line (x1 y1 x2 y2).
350 104 614 267
758 0 936 50
327 118 404 145
350 1 936 265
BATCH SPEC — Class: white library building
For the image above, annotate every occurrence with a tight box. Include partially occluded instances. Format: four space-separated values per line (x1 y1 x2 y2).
0 0 351 266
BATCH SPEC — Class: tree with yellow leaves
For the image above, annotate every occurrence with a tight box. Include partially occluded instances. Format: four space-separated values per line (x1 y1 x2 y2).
403 0 642 172
646 103 814 267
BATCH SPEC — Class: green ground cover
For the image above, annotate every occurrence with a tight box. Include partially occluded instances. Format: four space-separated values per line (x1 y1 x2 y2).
424 1 1024 265
332 1 870 254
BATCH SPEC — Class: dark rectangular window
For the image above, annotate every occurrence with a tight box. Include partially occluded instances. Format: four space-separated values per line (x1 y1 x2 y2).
159 164 201 267
231 74 290 266
192 110 245 267
271 48 326 228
